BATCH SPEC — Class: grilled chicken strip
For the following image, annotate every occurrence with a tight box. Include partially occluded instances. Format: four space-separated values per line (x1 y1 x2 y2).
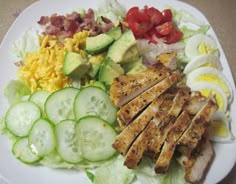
184 91 207 115
110 65 171 108
117 72 182 126
155 111 191 174
124 88 189 169
177 136 214 184
112 95 165 156
178 96 218 157
147 88 190 155
124 112 166 169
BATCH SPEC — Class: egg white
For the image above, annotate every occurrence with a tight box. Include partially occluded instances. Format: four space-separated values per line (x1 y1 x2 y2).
185 33 219 59
183 54 222 74
186 67 233 103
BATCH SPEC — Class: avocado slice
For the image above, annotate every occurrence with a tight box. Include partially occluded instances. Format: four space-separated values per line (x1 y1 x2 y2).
63 51 90 78
106 27 122 40
107 30 137 64
85 34 114 55
99 57 124 85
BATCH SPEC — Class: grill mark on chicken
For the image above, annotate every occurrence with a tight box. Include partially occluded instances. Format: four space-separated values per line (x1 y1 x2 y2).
178 96 218 157
147 88 190 155
110 65 171 108
155 111 191 173
124 112 166 169
123 90 184 169
177 135 214 184
184 91 207 115
112 95 166 156
117 72 182 125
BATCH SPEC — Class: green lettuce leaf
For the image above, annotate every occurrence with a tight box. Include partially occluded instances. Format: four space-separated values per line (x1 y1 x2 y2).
96 0 126 23
180 25 210 40
12 29 40 61
93 156 135 184
0 117 18 143
135 157 185 184
171 8 205 26
4 80 31 105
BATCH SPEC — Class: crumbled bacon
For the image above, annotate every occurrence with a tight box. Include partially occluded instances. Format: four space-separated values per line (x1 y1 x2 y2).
38 16 50 25
38 10 115 39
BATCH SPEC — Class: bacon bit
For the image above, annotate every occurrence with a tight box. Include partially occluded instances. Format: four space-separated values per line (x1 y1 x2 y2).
38 16 49 25
38 10 114 39
50 15 65 28
14 61 24 67
101 16 112 24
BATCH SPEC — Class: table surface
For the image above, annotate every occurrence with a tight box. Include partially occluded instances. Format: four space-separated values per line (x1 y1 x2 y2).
0 0 235 183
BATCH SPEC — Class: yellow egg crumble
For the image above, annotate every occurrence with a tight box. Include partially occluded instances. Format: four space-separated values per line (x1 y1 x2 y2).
18 31 89 92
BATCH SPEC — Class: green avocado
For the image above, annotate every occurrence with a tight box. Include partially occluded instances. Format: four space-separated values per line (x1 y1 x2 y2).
99 57 124 85
63 51 90 79
107 30 137 64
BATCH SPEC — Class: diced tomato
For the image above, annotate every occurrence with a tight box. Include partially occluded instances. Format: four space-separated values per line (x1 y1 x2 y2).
125 6 183 44
165 26 183 44
129 22 151 37
155 21 173 36
147 27 163 38
162 9 172 23
146 7 163 26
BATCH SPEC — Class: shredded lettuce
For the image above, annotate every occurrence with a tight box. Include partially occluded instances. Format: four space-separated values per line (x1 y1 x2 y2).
96 0 126 23
171 8 205 26
93 156 135 184
135 157 185 184
0 117 18 143
86 170 95 183
180 25 210 40
12 29 40 61
4 80 31 105
40 151 75 169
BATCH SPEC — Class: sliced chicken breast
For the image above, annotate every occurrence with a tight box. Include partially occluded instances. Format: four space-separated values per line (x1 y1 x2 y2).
155 111 191 173
148 88 190 154
178 96 218 157
110 65 171 108
117 72 182 125
124 113 165 169
177 136 214 184
112 95 165 156
184 91 207 115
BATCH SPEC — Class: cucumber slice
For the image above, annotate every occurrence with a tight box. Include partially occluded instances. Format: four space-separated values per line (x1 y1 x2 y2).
76 116 117 162
30 90 51 113
45 87 79 125
5 101 41 137
12 138 41 164
29 118 55 157
56 120 82 163
74 86 117 123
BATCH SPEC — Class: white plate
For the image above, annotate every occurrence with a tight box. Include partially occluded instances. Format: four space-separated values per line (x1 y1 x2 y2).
0 0 236 184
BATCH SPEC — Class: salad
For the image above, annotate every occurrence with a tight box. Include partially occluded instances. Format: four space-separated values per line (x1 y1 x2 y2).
0 0 235 184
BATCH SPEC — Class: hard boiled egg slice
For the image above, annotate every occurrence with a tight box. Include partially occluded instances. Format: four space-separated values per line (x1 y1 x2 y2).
186 67 233 103
183 54 222 74
209 111 235 142
188 81 228 112
185 33 219 59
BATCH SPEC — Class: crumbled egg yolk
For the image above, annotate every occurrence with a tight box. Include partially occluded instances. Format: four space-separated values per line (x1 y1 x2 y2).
210 120 228 137
18 31 89 92
194 74 230 97
198 42 217 55
64 31 89 57
89 52 106 65
200 89 224 111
